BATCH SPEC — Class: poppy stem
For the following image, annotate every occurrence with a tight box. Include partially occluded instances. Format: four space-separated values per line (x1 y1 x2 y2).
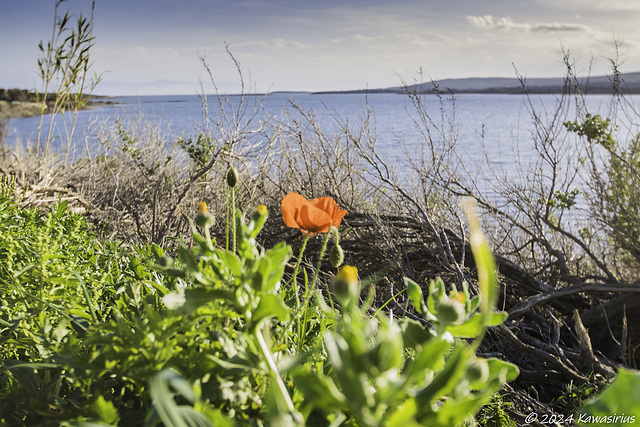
231 187 236 254
298 230 331 349
225 189 230 251
289 233 309 312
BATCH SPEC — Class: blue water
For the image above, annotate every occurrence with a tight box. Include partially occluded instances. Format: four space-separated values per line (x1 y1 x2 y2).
6 92 639 183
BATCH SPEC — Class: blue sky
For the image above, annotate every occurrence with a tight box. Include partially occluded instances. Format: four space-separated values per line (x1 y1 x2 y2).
1 0 639 95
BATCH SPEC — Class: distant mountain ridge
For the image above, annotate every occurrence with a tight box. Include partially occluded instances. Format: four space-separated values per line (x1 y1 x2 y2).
314 72 640 95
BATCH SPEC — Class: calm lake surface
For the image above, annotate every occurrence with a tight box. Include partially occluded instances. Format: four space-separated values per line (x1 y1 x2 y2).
6 92 640 183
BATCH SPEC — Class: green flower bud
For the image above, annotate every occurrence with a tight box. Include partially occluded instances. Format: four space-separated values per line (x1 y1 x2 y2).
435 298 466 325
195 201 215 229
226 166 238 188
466 359 489 386
329 243 344 268
156 255 174 268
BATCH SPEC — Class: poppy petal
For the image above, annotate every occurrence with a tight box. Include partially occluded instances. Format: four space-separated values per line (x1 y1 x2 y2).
299 203 333 233
281 192 307 229
311 196 347 228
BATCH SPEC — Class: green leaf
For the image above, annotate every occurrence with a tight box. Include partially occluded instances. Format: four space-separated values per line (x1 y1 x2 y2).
415 343 471 408
151 243 164 258
252 293 290 326
387 398 422 427
150 369 213 427
91 395 120 424
400 318 436 349
485 358 519 383
215 249 243 278
292 370 347 409
178 244 198 272
427 279 446 319
405 277 428 316
446 312 508 338
405 336 451 379
180 287 235 313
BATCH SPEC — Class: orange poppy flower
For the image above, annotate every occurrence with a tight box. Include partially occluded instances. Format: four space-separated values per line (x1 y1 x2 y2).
281 192 347 237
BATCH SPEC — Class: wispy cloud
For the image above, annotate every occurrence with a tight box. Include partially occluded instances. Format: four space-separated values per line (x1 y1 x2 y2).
539 0 640 12
467 15 590 33
332 34 388 44
235 38 311 50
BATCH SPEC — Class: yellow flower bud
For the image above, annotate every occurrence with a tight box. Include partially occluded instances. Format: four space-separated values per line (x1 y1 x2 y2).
195 201 215 229
333 265 359 301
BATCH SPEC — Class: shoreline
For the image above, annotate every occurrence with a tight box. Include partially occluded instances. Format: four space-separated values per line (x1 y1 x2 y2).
0 98 115 121
0 100 45 120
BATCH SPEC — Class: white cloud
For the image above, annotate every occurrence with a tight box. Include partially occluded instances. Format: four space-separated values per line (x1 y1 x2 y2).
467 15 590 33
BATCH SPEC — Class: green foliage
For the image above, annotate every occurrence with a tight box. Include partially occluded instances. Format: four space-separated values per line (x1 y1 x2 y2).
0 88 44 103
0 189 519 425
578 369 640 425
564 113 616 149
0 197 155 424
477 393 517 427
177 133 216 167
290 206 518 426
0 174 16 199
117 119 172 177
565 112 640 268
603 134 640 265
540 188 580 210
555 373 608 414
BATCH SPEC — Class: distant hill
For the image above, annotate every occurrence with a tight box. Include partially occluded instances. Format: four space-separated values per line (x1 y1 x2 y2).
314 72 640 95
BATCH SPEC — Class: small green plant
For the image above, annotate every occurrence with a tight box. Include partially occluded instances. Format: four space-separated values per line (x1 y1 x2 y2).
477 393 517 427
555 373 608 414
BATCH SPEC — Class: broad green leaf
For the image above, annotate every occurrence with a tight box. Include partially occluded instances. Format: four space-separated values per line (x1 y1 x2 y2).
215 249 243 278
151 243 164 258
427 279 446 319
446 312 508 338
429 390 496 427
291 370 347 410
387 398 422 427
91 395 120 424
178 244 198 272
180 287 235 313
415 343 472 407
486 358 520 382
253 257 271 292
252 293 290 326
405 336 450 379
400 318 436 349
